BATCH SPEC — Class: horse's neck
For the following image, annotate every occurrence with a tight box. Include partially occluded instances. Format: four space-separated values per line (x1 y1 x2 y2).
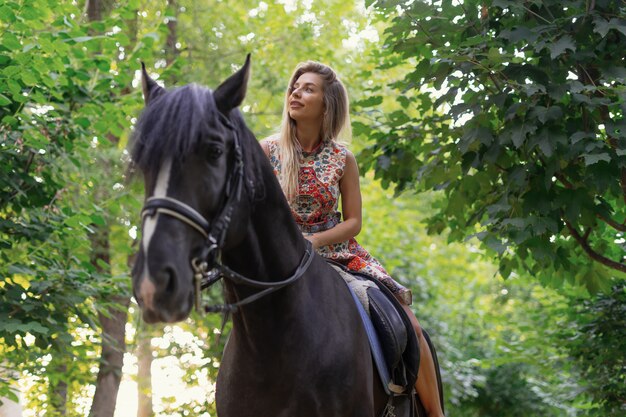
224 155 306 276
228 195 303 274
220 169 311 342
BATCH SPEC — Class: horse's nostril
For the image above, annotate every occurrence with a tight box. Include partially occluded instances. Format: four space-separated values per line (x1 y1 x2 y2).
164 266 176 293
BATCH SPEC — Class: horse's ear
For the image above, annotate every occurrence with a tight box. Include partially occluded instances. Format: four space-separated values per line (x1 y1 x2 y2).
213 54 251 114
141 62 165 105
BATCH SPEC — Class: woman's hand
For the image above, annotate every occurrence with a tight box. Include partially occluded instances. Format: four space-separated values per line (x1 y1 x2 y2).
303 233 321 250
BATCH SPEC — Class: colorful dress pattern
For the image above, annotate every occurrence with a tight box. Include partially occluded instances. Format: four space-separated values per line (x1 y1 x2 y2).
266 138 412 305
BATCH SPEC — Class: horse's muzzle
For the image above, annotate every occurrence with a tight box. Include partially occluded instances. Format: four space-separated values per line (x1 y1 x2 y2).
134 270 193 323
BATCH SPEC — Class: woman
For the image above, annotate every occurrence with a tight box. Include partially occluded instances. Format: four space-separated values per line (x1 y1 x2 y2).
260 61 445 417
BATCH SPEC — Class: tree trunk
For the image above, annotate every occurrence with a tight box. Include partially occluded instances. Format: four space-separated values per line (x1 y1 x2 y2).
85 0 114 21
89 225 130 417
165 0 179 68
84 1 139 416
136 325 154 417
89 297 129 417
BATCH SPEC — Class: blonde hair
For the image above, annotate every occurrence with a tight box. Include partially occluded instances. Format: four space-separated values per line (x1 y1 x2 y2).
278 61 352 200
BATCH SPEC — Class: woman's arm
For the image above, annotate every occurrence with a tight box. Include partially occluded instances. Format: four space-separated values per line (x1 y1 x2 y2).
306 150 362 249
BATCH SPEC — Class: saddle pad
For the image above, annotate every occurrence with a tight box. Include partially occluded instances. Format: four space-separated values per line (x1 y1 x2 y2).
330 264 377 313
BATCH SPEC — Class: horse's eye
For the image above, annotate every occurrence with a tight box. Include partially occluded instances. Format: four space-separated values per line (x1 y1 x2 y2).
207 145 223 160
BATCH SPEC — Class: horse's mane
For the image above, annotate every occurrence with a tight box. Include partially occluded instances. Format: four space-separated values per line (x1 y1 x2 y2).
130 83 265 201
131 84 220 175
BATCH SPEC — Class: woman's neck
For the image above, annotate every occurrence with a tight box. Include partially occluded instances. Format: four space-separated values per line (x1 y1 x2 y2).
295 121 322 152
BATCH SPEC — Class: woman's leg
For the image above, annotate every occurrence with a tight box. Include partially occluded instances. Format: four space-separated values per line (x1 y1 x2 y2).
399 303 445 417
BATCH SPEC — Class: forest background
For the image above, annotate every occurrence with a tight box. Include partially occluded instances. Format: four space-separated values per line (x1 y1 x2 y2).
0 0 625 416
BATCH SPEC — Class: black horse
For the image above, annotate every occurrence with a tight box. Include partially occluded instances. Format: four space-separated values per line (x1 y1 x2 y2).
131 56 414 416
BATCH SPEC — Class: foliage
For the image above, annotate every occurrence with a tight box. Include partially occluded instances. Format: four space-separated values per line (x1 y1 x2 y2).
144 0 378 139
563 283 626 416
359 0 626 291
358 178 574 415
0 0 150 409
469 363 551 417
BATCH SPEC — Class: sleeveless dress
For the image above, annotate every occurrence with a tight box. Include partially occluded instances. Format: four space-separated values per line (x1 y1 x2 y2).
266 137 412 305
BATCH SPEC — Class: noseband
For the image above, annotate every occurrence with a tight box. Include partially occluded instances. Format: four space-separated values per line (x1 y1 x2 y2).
140 115 314 314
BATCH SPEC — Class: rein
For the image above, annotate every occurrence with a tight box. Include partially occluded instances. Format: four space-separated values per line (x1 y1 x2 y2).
140 115 314 314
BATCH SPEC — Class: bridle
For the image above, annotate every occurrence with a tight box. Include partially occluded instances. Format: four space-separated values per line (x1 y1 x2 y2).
140 114 314 314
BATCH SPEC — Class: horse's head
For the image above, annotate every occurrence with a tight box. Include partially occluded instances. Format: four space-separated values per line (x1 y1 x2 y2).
130 56 253 323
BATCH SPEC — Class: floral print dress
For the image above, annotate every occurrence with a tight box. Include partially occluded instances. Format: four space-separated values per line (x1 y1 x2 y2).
266 137 412 305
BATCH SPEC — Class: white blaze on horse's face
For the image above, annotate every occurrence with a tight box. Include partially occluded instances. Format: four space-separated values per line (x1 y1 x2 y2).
139 158 173 309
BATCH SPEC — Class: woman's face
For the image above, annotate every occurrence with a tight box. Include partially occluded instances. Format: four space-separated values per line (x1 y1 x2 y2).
288 72 324 123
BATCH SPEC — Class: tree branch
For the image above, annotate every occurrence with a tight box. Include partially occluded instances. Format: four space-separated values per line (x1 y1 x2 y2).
550 162 625 232
564 220 626 273
597 215 626 232
522 4 553 24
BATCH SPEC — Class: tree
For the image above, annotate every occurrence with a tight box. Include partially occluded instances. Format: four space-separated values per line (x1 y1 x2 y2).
0 0 112 408
358 178 576 416
84 1 136 415
0 0 151 413
359 0 626 291
563 283 626 415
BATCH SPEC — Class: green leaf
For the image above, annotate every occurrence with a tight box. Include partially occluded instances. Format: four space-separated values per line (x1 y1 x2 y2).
571 131 593 144
6 78 21 96
357 95 383 107
499 26 535 43
20 70 38 86
25 321 49 334
2 115 18 127
64 214 92 228
20 6 44 21
482 234 507 255
537 133 554 157
593 16 612 37
2 65 22 77
511 123 537 148
90 214 106 226
593 16 626 38
0 93 11 106
1 32 21 50
601 66 626 82
583 153 611 165
397 95 410 108
502 217 528 230
540 106 563 124
0 6 16 23
75 117 90 128
22 42 37 52
548 35 575 59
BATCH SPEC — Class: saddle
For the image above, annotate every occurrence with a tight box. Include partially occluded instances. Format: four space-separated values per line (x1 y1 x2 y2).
328 262 421 417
